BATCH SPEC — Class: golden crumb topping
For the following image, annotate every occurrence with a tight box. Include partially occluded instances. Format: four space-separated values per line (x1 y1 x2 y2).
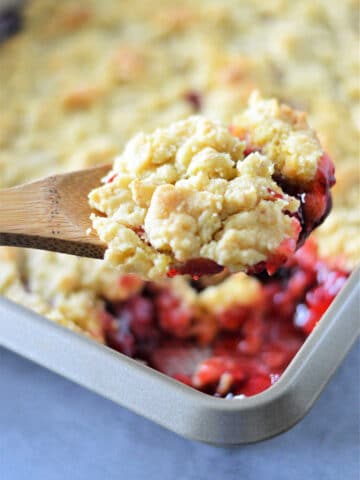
89 95 324 280
232 93 323 183
198 272 261 313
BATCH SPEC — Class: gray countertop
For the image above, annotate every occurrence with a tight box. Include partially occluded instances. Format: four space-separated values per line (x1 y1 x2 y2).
0 342 359 480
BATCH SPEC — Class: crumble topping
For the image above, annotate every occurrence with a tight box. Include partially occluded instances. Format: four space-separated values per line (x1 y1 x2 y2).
89 95 327 280
232 93 323 184
198 272 261 313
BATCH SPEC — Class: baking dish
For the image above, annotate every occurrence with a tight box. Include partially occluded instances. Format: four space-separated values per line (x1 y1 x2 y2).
0 267 358 445
0 0 359 445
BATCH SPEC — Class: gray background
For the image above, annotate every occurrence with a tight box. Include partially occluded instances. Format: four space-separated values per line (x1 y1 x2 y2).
0 342 359 480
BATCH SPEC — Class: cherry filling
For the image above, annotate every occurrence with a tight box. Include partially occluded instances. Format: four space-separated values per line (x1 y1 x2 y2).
106 173 118 183
274 153 336 247
167 258 224 280
184 90 203 112
101 239 349 397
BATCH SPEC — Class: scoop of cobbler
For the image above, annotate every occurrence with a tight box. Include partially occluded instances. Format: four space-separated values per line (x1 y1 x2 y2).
89 93 334 280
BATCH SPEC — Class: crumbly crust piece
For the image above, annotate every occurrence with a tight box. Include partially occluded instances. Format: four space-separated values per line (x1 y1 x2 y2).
198 272 261 313
89 96 325 280
232 93 323 184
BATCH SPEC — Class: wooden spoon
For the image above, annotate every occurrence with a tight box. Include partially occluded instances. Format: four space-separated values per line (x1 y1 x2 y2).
0 165 111 258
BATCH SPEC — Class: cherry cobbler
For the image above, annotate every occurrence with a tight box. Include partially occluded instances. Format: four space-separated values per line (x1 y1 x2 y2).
0 1 358 398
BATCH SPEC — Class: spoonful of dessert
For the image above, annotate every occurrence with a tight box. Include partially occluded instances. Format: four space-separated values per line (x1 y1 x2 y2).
0 93 335 280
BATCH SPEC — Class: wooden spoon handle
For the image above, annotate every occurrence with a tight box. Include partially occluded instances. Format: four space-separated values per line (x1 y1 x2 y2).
0 181 49 247
0 167 108 258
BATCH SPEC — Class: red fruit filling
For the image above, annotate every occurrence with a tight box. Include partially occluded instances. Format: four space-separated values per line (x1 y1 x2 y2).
106 173 118 183
101 238 349 397
168 258 224 279
274 153 335 247
184 90 203 112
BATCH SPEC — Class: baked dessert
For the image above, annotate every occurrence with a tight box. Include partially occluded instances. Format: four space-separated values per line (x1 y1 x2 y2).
0 0 358 398
89 93 334 280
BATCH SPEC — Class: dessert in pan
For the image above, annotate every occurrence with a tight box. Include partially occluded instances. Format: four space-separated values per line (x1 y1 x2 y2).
0 1 358 398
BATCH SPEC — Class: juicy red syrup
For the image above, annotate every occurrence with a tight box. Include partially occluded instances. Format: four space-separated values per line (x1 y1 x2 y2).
167 258 224 279
101 239 349 397
274 153 335 247
184 90 203 112
106 173 118 183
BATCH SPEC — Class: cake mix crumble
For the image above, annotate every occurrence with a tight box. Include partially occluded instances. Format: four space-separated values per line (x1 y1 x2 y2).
89 94 334 280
